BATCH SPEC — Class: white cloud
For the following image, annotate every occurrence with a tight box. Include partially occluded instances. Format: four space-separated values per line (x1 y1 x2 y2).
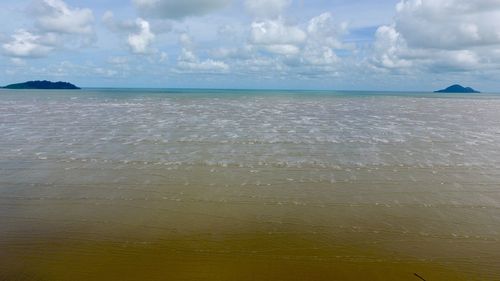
103 13 160 55
264 44 300 55
133 0 230 19
179 48 197 62
1 0 95 59
103 11 172 35
245 13 348 77
245 0 290 18
296 13 347 68
250 19 306 55
307 13 348 49
176 34 229 73
199 11 349 80
251 20 306 45
211 45 254 60
372 0 500 72
2 29 54 58
372 25 412 69
179 33 193 47
395 0 500 49
301 46 338 66
177 57 229 73
31 0 94 35
127 18 155 54
94 67 118 77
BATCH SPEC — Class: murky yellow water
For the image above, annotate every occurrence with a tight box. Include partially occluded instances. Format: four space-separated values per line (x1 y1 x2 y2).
2 235 467 281
2 164 499 280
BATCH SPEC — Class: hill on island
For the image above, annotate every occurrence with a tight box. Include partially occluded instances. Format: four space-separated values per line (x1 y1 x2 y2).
434 84 479 93
3 80 81 90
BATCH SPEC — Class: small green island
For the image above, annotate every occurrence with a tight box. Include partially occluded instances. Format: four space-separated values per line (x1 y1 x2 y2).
434 84 480 93
2 80 81 90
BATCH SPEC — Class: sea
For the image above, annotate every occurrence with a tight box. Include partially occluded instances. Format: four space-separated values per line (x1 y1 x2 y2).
1 88 500 280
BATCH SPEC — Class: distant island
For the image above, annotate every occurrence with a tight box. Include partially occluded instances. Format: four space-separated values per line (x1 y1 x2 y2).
2 80 81 90
434 84 479 93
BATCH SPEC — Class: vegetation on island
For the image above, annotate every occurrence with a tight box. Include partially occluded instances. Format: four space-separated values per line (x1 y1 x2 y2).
3 80 81 90
434 84 479 93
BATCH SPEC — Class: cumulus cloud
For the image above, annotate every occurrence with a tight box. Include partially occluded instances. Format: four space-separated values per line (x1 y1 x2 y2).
245 0 290 18
127 18 155 54
395 0 500 49
2 29 54 58
177 55 230 73
176 34 229 73
211 10 349 80
307 13 348 49
1 0 95 59
133 0 230 19
297 13 349 68
372 0 500 72
102 11 170 57
103 11 172 35
246 12 349 75
250 19 307 55
31 0 94 35
301 45 338 66
372 25 412 69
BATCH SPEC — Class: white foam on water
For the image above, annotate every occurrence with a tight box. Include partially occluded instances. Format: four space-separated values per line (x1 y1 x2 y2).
1 92 500 169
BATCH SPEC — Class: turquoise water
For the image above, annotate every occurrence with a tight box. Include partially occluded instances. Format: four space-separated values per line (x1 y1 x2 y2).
1 88 500 280
24 87 500 97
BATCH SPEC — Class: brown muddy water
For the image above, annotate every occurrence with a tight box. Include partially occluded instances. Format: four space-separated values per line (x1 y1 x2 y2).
1 89 500 280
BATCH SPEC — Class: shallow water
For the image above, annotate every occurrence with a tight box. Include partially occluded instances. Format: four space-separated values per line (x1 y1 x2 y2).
1 89 500 280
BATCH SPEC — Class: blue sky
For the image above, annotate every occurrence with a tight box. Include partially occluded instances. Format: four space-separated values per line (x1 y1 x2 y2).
1 0 500 91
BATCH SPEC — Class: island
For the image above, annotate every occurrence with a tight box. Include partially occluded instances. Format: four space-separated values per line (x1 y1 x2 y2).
434 84 479 93
2 80 81 90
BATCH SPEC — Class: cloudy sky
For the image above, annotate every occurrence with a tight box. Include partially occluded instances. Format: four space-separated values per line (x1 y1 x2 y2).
1 0 500 91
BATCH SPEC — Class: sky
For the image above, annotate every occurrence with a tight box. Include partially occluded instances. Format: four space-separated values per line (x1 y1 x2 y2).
1 0 500 91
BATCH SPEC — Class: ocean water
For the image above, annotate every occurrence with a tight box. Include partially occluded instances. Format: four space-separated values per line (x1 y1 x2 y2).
1 88 500 280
